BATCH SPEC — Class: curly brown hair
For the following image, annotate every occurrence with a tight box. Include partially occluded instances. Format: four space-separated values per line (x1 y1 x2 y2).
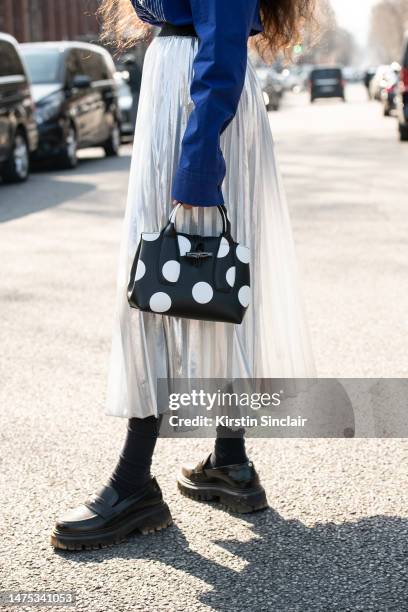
98 0 316 58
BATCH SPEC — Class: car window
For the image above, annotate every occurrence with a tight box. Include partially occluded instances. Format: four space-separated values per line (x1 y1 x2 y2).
64 50 82 87
0 41 25 78
21 49 62 84
77 50 109 82
312 69 342 80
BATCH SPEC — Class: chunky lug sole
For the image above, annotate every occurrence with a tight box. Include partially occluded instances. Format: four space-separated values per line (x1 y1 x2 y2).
51 502 173 551
177 475 268 514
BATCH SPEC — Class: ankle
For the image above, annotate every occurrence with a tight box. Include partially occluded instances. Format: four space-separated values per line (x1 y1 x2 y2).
108 472 152 503
211 427 248 467
210 446 248 468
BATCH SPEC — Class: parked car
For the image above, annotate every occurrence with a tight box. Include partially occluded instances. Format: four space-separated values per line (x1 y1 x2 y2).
364 67 377 98
397 37 408 141
0 33 38 183
371 63 401 114
115 52 144 131
381 69 399 117
255 66 283 111
114 72 135 140
382 80 397 116
309 66 345 102
20 41 120 168
278 67 303 93
369 65 396 101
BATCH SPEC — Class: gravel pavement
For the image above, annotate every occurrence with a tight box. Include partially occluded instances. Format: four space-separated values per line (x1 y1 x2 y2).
1 84 407 611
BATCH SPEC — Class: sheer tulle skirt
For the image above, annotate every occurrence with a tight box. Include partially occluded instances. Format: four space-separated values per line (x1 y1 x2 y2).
106 36 316 418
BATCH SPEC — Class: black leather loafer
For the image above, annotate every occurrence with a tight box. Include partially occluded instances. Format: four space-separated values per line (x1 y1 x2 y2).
177 455 268 513
51 477 172 551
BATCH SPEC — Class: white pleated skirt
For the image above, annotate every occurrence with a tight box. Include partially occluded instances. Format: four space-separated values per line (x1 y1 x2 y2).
106 36 316 418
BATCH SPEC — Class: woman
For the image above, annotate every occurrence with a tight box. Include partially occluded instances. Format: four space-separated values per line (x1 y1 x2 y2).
51 0 316 551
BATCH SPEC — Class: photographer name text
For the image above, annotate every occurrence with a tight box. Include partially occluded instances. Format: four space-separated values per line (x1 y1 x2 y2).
168 415 308 428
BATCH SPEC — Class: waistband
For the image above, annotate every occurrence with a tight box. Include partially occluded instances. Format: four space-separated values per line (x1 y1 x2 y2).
158 23 198 38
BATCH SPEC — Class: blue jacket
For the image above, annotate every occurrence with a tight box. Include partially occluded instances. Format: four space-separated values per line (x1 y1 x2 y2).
131 0 262 206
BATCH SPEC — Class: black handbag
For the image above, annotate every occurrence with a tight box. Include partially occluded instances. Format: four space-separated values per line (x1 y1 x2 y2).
127 203 250 324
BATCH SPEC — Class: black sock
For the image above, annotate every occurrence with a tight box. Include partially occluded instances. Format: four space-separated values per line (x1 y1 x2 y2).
210 426 248 467
108 415 161 502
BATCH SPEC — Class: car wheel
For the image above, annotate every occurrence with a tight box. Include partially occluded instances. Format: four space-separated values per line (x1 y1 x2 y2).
399 123 408 142
59 125 78 169
2 130 29 183
103 121 120 157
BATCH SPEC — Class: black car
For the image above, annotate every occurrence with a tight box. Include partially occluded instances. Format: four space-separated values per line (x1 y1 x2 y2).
397 36 408 141
114 72 135 140
0 33 38 183
309 66 345 103
20 41 121 168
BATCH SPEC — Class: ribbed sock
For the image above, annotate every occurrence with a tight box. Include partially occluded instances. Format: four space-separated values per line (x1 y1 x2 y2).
210 425 248 467
108 415 161 502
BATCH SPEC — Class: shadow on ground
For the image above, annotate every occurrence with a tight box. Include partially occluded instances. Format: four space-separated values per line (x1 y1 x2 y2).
0 151 131 224
59 507 407 611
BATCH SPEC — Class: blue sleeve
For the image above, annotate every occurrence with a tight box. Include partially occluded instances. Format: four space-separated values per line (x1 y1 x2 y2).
171 0 257 207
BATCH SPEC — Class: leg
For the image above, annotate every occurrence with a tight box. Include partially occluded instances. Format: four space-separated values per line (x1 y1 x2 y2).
210 425 248 467
51 416 172 551
108 415 163 501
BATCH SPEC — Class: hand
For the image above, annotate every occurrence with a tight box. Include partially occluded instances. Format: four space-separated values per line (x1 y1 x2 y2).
173 199 193 210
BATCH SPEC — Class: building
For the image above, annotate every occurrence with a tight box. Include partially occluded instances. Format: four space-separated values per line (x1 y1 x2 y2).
0 0 100 43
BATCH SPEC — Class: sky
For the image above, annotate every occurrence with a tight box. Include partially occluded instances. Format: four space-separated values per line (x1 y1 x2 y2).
331 0 378 44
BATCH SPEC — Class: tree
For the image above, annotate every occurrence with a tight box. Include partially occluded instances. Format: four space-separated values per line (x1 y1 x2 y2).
369 0 408 63
299 0 357 65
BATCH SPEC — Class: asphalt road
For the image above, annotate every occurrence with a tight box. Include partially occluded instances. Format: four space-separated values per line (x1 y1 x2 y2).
1 84 407 611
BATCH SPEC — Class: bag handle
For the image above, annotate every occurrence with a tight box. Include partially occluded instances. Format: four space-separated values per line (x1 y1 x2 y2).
169 203 231 237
